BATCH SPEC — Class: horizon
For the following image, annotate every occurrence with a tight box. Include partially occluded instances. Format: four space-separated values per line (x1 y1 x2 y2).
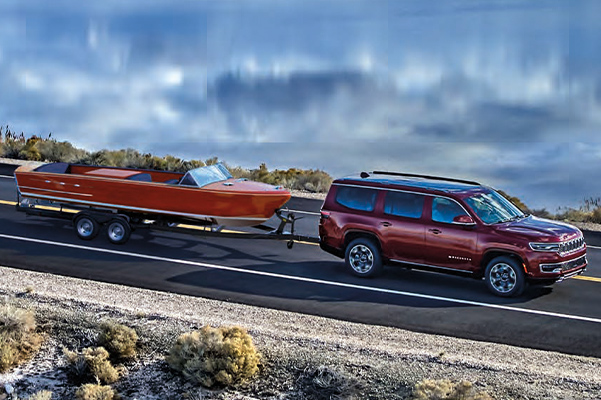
1 0 600 211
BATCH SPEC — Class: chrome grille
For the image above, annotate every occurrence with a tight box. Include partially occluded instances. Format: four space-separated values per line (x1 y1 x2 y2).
559 236 585 255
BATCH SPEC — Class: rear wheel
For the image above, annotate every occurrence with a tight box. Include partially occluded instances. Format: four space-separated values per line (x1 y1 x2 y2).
106 219 131 245
345 238 382 278
484 256 526 297
74 214 100 241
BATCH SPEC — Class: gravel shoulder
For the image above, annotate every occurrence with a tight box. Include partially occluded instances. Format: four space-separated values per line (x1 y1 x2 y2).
1 265 600 399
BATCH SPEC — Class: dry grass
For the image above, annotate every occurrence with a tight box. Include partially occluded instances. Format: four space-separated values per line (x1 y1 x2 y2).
412 379 493 400
98 322 138 360
75 384 115 400
166 325 261 388
63 346 120 384
300 365 361 400
0 304 43 373
27 391 53 400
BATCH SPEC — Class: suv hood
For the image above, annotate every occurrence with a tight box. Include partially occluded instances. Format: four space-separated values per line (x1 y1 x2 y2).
494 215 581 242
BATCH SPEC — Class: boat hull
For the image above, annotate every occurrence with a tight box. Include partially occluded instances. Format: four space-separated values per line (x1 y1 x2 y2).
14 163 291 226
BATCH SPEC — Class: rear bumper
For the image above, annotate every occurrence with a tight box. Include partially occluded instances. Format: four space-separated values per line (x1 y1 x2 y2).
319 241 344 259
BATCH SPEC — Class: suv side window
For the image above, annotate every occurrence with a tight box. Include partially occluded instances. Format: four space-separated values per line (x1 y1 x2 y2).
335 186 378 212
384 191 424 219
432 197 468 224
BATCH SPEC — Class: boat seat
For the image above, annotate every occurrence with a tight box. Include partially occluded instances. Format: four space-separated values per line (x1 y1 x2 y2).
126 173 152 182
34 162 70 174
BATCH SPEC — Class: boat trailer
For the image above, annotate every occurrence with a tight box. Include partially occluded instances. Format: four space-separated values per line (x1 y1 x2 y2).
15 197 319 248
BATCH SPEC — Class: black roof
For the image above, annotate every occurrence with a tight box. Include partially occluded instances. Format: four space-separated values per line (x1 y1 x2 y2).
336 171 483 194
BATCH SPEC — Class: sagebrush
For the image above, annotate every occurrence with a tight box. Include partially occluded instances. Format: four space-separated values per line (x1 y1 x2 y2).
63 346 120 384
166 325 260 388
0 304 43 373
75 384 115 400
98 322 138 360
412 379 493 400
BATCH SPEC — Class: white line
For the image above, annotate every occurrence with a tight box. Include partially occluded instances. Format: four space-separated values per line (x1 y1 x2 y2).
1 233 601 325
589 245 601 250
0 175 13 179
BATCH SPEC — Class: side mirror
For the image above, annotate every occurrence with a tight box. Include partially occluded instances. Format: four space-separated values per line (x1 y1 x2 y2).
453 215 475 225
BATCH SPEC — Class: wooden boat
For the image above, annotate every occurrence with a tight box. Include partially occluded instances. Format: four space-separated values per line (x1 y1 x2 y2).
14 162 291 227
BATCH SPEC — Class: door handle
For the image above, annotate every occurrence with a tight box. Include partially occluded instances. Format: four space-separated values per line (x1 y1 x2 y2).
380 222 392 227
428 228 442 234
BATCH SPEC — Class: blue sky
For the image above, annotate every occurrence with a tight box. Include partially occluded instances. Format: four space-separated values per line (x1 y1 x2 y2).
1 0 600 210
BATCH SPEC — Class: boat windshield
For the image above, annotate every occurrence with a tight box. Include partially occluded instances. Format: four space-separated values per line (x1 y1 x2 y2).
464 189 525 224
183 164 233 188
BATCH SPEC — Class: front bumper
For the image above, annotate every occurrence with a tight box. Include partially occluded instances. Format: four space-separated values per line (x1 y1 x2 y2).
539 255 587 274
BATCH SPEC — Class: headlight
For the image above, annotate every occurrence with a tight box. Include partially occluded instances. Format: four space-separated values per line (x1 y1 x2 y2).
529 242 560 252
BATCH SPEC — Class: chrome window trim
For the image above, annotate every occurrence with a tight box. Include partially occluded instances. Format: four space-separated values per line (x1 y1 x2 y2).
332 182 474 225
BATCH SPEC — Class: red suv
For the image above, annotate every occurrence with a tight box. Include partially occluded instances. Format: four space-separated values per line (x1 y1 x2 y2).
318 171 587 297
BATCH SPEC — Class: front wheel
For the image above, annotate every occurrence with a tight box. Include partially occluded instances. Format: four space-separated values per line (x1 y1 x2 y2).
106 219 131 245
345 238 383 278
484 256 526 297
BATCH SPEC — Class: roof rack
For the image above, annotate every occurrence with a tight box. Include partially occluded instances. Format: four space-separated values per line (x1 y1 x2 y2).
363 171 480 186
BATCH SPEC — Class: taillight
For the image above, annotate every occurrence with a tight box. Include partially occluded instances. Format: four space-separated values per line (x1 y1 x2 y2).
320 211 331 219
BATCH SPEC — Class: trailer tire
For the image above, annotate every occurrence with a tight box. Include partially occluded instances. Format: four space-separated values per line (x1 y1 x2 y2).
106 218 131 245
74 214 100 241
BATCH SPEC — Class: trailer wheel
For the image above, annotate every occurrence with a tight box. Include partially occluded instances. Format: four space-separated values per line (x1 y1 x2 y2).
74 214 100 241
106 219 131 245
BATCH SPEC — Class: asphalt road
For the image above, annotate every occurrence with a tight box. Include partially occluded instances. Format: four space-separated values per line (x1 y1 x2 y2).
1 163 601 358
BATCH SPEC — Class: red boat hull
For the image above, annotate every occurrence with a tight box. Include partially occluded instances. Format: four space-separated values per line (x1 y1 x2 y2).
14 163 291 226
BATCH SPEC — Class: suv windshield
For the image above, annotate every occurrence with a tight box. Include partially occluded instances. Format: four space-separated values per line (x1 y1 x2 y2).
182 164 233 187
464 190 524 224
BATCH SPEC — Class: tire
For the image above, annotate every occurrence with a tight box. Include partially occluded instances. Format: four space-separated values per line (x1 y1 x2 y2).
484 256 526 297
74 214 100 241
106 218 131 245
345 238 383 278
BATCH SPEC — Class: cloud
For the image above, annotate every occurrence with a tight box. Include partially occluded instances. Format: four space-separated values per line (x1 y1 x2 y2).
1 1 601 210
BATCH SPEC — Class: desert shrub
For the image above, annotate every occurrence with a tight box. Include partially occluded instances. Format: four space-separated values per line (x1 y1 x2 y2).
75 384 115 400
36 140 87 163
63 346 120 384
166 325 260 388
27 391 53 400
0 305 43 372
412 379 493 400
591 207 601 224
555 208 589 223
300 365 360 400
98 322 138 360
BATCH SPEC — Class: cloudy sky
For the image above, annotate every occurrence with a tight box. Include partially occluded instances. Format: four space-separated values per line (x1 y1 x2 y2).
1 0 600 211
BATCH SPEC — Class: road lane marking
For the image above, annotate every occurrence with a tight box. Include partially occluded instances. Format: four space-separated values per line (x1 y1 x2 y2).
574 276 601 283
0 175 14 179
0 200 16 205
1 233 601 325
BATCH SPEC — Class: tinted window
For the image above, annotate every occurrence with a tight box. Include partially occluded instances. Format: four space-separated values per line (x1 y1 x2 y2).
384 191 424 219
335 186 378 212
432 197 468 224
